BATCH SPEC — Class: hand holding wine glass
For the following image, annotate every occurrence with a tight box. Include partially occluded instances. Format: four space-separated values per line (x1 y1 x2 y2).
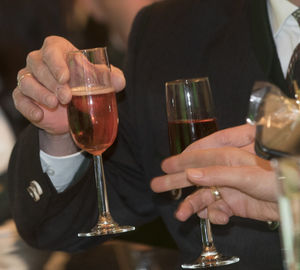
67 47 135 236
165 77 239 268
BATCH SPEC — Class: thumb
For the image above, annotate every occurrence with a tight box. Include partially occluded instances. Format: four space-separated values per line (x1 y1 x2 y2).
111 66 126 92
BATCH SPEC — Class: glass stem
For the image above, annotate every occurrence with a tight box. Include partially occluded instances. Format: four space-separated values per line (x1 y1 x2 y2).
200 218 217 255
93 155 109 215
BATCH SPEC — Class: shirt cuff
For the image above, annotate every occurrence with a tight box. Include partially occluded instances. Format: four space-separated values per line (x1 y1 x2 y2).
40 150 86 193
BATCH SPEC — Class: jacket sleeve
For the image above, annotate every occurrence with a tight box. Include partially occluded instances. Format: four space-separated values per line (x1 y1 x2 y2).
7 6 160 253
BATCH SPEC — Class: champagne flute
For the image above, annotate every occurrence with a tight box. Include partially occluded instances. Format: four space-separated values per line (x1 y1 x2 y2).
165 77 239 268
67 47 135 237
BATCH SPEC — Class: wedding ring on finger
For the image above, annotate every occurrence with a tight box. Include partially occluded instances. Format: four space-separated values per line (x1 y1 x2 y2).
17 73 32 88
211 186 222 201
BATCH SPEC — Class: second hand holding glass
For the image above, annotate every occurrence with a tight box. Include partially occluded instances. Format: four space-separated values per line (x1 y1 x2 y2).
67 47 135 237
165 77 239 268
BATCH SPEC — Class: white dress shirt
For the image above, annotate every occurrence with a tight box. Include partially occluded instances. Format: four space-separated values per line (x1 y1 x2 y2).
40 150 85 193
268 0 299 76
42 0 300 193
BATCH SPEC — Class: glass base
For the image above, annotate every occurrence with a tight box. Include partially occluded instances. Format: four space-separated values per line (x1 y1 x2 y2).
78 213 135 237
181 253 240 269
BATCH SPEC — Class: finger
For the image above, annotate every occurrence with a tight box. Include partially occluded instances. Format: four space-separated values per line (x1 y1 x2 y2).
26 51 72 105
41 36 77 84
13 87 44 122
151 172 192 193
42 38 123 91
40 104 69 134
17 69 58 109
111 66 126 92
175 188 233 223
162 147 256 174
26 51 64 92
185 124 255 152
198 208 208 219
241 143 255 154
206 201 232 224
186 166 277 201
175 188 215 221
199 194 279 222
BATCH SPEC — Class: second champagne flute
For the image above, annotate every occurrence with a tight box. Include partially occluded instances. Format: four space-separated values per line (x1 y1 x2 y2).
67 47 135 237
165 77 239 268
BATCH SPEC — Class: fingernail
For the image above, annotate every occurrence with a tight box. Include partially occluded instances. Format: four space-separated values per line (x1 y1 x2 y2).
187 168 203 179
198 208 207 219
45 95 57 108
31 109 42 121
216 214 229 225
56 86 71 104
114 75 126 91
175 209 188 222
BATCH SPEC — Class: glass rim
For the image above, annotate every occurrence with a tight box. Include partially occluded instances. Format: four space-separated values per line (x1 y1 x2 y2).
165 77 209 86
68 47 108 55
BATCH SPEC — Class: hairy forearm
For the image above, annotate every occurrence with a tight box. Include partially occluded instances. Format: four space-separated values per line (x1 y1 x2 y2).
39 130 79 156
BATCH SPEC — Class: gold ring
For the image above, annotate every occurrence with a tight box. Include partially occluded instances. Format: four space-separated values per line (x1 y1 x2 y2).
17 73 32 88
211 186 221 201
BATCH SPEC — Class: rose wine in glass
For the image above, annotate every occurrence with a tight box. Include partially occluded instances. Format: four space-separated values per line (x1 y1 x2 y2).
168 118 218 155
68 87 117 155
165 77 239 268
67 47 135 236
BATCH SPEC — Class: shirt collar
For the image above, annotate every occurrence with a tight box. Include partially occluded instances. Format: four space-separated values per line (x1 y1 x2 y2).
268 0 298 35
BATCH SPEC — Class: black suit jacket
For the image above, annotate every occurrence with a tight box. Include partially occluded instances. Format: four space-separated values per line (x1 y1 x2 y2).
8 0 285 269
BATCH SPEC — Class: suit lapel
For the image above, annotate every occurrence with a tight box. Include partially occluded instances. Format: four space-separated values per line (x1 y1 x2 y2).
249 0 289 95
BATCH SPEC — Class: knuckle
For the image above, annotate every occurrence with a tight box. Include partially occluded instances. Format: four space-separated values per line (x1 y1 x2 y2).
23 102 39 122
28 107 38 121
34 64 47 80
185 194 193 201
15 96 29 118
242 124 255 142
218 129 232 145
42 48 63 82
218 146 238 166
26 50 38 66
185 196 198 213
185 190 206 213
245 132 255 145
42 36 57 48
42 45 55 62
12 87 41 122
42 36 65 59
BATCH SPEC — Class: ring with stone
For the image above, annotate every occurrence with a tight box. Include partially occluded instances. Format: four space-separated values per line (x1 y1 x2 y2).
211 186 222 201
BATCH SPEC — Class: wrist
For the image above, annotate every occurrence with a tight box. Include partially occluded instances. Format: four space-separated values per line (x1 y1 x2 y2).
39 130 79 156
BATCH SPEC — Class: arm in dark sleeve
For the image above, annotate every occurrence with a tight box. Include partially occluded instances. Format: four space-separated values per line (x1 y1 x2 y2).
8 124 102 251
7 6 160 252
